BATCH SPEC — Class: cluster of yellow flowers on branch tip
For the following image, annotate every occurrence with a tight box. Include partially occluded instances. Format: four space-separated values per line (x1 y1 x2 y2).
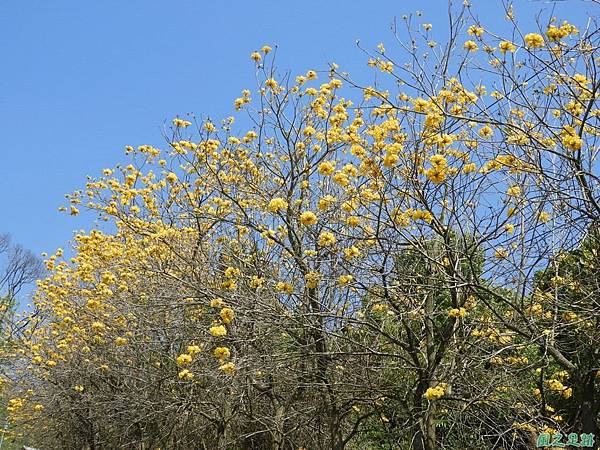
524 33 545 48
213 346 231 360
268 197 288 212
546 21 579 42
426 154 448 184
218 362 236 375
317 231 336 247
174 344 206 380
467 25 484 37
219 307 234 324
338 274 353 286
424 383 447 401
209 324 227 337
305 271 322 289
176 353 192 366
560 126 583 151
448 307 467 318
545 379 573 399
506 185 521 197
172 118 192 128
498 40 516 54
300 211 318 226
178 369 194 381
463 40 479 52
187 345 202 355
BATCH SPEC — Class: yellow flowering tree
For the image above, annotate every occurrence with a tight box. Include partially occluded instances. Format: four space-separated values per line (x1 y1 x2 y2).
4 3 600 450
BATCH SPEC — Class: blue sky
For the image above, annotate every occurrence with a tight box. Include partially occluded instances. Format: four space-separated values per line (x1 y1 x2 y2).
0 0 595 300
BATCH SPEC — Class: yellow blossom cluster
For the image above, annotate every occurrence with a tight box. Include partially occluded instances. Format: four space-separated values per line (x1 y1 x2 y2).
424 383 447 401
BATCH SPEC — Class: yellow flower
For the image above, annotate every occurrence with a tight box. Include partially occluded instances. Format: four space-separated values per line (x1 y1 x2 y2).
220 307 235 324
332 171 349 186
561 128 583 151
463 40 479 51
494 247 509 259
86 298 102 309
305 271 322 289
344 246 361 259
209 325 227 337
318 161 335 176
504 223 515 234
424 385 446 400
478 125 493 138
506 185 521 197
172 118 192 128
265 78 278 89
261 45 272 54
176 353 192 366
383 152 399 167
350 144 366 158
499 41 516 53
114 337 128 346
224 267 240 278
210 298 224 308
318 231 336 247
546 25 569 43
203 121 216 133
250 275 265 289
546 379 565 392
74 385 84 393
221 279 236 290
467 25 484 37
539 211 551 223
341 200 356 213
306 70 317 80
250 51 262 62
429 154 447 168
166 172 178 184
187 345 202 355
338 274 354 286
303 125 316 136
213 346 231 360
524 33 544 48
300 211 318 226
91 321 106 333
178 369 194 380
276 281 294 294
318 195 336 211
268 197 288 212
462 163 476 174
448 308 467 318
219 362 236 375
346 216 360 227
426 167 446 184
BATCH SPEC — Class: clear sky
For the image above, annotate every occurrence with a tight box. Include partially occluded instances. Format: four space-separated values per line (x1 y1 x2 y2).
0 0 595 298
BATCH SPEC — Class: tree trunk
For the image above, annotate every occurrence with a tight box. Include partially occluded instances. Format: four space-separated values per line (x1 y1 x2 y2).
573 371 599 450
271 404 286 450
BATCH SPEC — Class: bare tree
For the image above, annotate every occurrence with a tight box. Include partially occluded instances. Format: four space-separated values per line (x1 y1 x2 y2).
0 234 43 303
